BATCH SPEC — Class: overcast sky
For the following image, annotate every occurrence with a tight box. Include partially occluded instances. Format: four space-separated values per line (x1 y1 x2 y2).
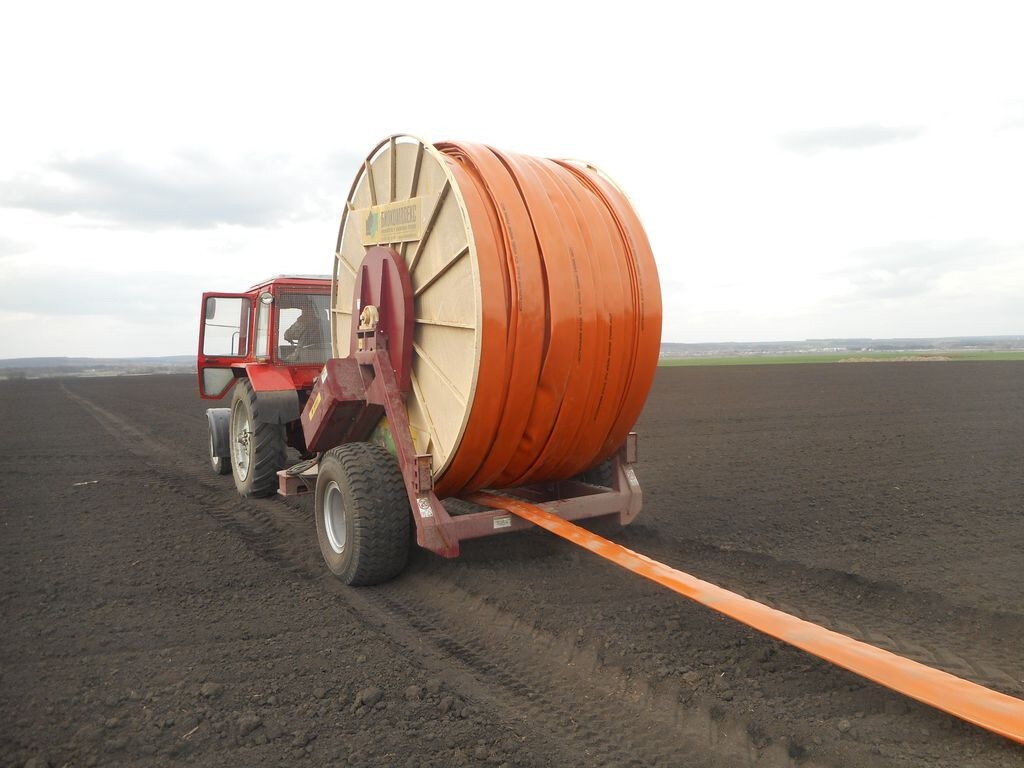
1 1 1022 358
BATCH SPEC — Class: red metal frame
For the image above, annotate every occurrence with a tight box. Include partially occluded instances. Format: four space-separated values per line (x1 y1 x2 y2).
292 247 642 558
347 246 415 391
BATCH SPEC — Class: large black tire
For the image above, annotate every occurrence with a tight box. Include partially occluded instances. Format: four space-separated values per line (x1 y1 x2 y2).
229 379 288 497
314 443 410 586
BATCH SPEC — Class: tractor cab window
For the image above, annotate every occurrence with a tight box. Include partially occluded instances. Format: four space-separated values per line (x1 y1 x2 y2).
277 292 330 363
202 296 251 356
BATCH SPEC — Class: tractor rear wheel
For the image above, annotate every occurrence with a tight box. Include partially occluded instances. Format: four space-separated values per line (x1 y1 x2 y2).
229 379 287 497
315 443 410 586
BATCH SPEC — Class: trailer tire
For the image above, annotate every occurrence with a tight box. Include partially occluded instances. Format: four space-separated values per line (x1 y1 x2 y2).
315 443 410 586
574 458 624 536
575 457 615 489
229 379 287 497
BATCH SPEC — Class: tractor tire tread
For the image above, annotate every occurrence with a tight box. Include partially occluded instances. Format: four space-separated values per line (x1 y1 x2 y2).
232 379 288 498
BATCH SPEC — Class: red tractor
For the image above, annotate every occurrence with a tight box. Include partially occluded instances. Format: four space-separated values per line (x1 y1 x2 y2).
197 275 332 496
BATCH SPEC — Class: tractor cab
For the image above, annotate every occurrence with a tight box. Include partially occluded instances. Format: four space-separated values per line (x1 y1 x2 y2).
197 275 332 399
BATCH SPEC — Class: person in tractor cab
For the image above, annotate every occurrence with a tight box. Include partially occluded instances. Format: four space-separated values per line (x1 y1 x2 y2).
282 299 327 360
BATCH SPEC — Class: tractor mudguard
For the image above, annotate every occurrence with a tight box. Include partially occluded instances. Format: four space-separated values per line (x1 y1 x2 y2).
252 389 302 425
245 364 297 392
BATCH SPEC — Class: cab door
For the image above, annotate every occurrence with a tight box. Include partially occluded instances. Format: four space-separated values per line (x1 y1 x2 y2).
197 292 254 398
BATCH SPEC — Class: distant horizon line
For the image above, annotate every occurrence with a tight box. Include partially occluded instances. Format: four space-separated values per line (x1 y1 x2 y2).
662 334 1024 347
3 334 1024 364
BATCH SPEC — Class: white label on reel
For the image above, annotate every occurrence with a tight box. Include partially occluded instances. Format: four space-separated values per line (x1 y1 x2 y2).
493 516 512 529
417 498 434 518
358 197 426 245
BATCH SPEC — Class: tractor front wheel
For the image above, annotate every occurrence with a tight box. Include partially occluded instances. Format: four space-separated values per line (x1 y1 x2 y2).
229 379 287 497
314 443 410 586
209 427 230 475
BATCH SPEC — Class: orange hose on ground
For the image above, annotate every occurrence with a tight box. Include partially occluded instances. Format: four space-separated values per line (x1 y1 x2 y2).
432 143 661 496
469 493 1024 745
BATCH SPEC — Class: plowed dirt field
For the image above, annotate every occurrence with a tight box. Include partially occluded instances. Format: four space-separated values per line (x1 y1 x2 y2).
2 363 1022 767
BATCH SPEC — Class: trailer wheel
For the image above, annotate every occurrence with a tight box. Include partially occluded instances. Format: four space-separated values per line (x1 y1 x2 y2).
315 443 410 586
229 379 287 497
575 458 615 488
574 458 624 535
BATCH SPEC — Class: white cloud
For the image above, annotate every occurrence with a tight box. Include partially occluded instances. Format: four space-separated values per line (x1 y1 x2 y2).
780 125 926 154
1 151 357 229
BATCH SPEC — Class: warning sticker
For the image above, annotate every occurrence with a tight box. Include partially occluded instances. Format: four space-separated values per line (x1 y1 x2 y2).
307 391 322 420
417 497 434 518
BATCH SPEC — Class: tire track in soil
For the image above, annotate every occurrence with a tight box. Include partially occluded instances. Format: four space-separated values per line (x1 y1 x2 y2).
58 385 574 765
61 382 833 768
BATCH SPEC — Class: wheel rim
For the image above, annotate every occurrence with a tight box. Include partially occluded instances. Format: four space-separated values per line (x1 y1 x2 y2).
231 405 252 481
323 480 347 554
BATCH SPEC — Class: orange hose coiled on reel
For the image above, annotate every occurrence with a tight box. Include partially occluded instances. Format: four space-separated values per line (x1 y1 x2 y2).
433 142 661 495
333 136 661 497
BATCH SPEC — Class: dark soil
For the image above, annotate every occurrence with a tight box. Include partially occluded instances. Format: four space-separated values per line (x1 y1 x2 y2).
1 362 1022 767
